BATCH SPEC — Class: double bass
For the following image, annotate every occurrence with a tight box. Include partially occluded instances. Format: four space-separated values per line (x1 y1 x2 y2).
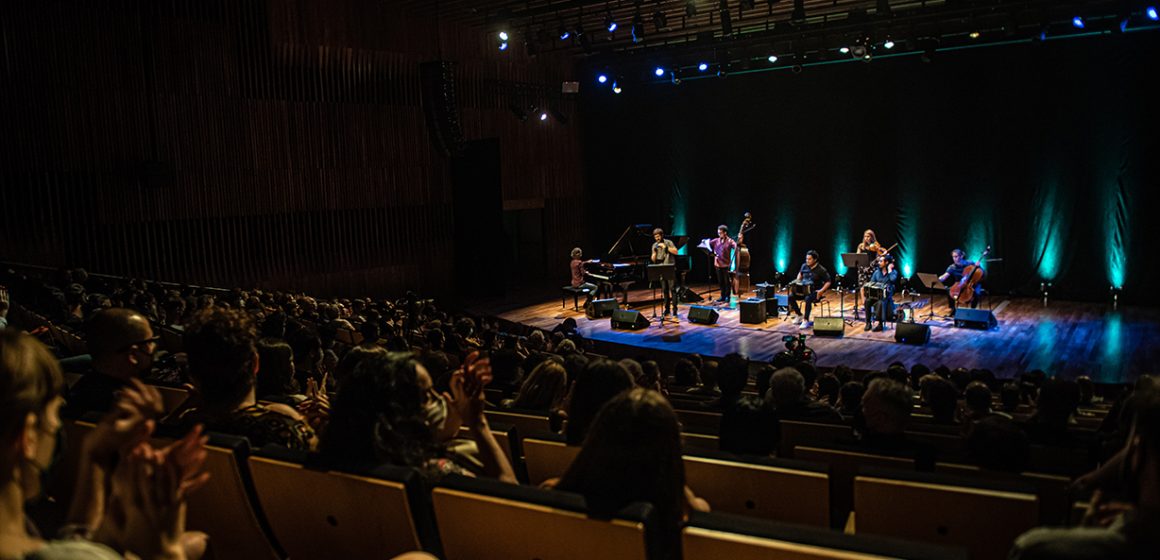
949 246 989 305
732 212 756 295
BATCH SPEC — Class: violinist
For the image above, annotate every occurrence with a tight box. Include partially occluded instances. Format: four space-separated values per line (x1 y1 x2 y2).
856 229 884 285
939 248 983 311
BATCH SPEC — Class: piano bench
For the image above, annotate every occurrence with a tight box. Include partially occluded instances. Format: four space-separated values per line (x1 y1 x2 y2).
562 286 591 311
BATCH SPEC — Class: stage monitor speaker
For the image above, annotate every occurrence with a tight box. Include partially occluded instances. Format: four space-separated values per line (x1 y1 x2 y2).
894 322 931 345
954 308 998 330
586 298 619 319
611 309 650 330
739 299 766 324
687 305 719 325
813 317 845 337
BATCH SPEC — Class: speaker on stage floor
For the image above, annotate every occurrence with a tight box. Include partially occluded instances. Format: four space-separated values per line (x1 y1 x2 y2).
813 317 845 337
954 308 997 330
610 309 650 330
739 299 766 324
586 298 619 319
895 322 931 345
687 306 719 325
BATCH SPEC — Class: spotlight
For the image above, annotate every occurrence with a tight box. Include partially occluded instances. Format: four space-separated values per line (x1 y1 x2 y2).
883 39 895 49
969 31 981 39
654 66 665 77
1072 16 1085 29
559 26 571 40
606 10 618 32
539 112 549 122
631 11 645 42
653 10 668 31
767 54 779 63
498 41 509 51
719 1 733 35
597 74 608 84
1148 7 1159 21
839 46 850 54
698 62 709 71
791 0 806 23
612 82 622 94
498 31 509 41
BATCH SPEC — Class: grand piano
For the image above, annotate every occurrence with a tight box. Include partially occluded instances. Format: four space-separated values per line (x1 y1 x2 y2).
583 224 692 305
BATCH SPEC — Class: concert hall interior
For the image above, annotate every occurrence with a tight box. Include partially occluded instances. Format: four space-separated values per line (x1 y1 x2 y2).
3 1 1160 560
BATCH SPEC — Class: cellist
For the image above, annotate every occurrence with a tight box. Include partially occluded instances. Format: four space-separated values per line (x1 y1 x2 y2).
938 248 983 311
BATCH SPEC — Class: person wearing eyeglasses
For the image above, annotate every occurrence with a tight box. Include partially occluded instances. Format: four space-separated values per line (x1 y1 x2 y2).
64 308 160 417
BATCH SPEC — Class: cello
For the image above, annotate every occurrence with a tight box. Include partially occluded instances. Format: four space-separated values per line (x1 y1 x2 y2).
732 212 756 296
949 246 989 306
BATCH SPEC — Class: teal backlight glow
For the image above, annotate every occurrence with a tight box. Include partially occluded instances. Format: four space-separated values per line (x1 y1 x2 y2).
774 207 792 273
1031 184 1064 281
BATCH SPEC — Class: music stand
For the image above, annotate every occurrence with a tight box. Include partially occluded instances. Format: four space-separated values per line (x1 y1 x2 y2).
647 264 678 324
915 272 947 322
841 253 872 322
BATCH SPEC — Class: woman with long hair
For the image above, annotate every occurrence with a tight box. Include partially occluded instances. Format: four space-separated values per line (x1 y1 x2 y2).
552 388 708 559
562 359 634 445
507 358 568 413
320 351 515 483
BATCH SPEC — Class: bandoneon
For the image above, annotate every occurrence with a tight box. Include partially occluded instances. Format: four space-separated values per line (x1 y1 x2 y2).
789 280 813 296
863 282 890 300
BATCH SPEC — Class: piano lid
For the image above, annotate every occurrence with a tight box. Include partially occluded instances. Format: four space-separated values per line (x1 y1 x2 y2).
606 224 690 257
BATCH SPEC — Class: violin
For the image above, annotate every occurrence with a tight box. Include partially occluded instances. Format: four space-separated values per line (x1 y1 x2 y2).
949 246 990 305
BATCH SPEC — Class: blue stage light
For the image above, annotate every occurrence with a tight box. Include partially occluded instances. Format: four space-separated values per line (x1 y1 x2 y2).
1072 16 1085 29
1148 7 1159 21
498 42 508 51
498 31 509 41
767 55 778 63
698 62 709 71
883 39 895 49
597 74 608 84
654 66 665 77
607 20 618 32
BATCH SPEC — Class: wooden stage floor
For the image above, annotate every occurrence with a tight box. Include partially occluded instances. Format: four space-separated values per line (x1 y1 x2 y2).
482 284 1160 383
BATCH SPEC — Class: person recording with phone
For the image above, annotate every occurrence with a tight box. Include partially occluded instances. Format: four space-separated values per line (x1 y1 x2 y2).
651 228 678 315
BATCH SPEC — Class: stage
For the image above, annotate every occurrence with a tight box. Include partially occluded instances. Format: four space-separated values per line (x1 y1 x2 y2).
479 284 1160 384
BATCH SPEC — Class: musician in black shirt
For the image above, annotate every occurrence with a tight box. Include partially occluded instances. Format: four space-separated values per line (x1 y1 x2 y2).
863 254 899 332
789 250 832 329
651 228 679 315
938 248 982 311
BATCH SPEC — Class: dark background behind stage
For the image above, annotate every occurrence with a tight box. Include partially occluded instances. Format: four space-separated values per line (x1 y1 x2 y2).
580 32 1159 304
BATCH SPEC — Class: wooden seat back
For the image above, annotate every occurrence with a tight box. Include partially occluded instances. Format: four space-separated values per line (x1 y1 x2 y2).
683 453 830 527
432 475 655 560
522 435 580 486
779 420 851 458
854 467 1038 560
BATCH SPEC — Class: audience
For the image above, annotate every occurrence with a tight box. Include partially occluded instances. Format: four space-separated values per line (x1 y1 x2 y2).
170 308 316 450
65 308 158 416
919 374 960 425
255 338 301 403
963 380 1008 422
563 359 635 445
550 388 709 560
854 378 934 469
504 358 568 413
837 381 865 420
320 351 516 483
766 367 842 423
966 415 1030 472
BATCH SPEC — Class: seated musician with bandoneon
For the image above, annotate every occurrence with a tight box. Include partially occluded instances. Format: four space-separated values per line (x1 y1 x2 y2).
862 254 899 332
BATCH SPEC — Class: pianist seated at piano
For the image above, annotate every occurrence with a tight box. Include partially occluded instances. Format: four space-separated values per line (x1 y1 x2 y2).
862 254 899 332
570 247 599 303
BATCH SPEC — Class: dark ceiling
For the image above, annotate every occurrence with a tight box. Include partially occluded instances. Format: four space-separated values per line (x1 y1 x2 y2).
398 1 1155 71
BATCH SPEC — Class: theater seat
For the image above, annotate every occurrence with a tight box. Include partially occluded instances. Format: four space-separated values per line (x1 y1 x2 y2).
682 451 830 527
935 462 1072 524
247 445 439 559
853 467 1039 560
522 433 580 485
794 445 915 527
485 409 553 439
432 474 656 560
778 420 852 458
684 511 968 560
183 434 285 560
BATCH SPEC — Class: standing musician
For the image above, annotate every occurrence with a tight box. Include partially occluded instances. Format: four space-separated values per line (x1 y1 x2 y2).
709 225 743 303
651 228 679 315
862 254 899 332
938 248 983 311
569 247 599 305
856 229 884 286
788 250 832 329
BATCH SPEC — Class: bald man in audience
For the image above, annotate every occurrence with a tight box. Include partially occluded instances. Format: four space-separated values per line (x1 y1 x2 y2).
65 308 159 417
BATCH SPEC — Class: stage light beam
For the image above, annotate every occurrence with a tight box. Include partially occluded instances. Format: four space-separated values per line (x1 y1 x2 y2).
1072 16 1085 29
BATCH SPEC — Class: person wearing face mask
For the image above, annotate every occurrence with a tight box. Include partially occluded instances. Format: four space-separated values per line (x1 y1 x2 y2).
1 329 212 560
319 351 516 483
1010 388 1160 559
